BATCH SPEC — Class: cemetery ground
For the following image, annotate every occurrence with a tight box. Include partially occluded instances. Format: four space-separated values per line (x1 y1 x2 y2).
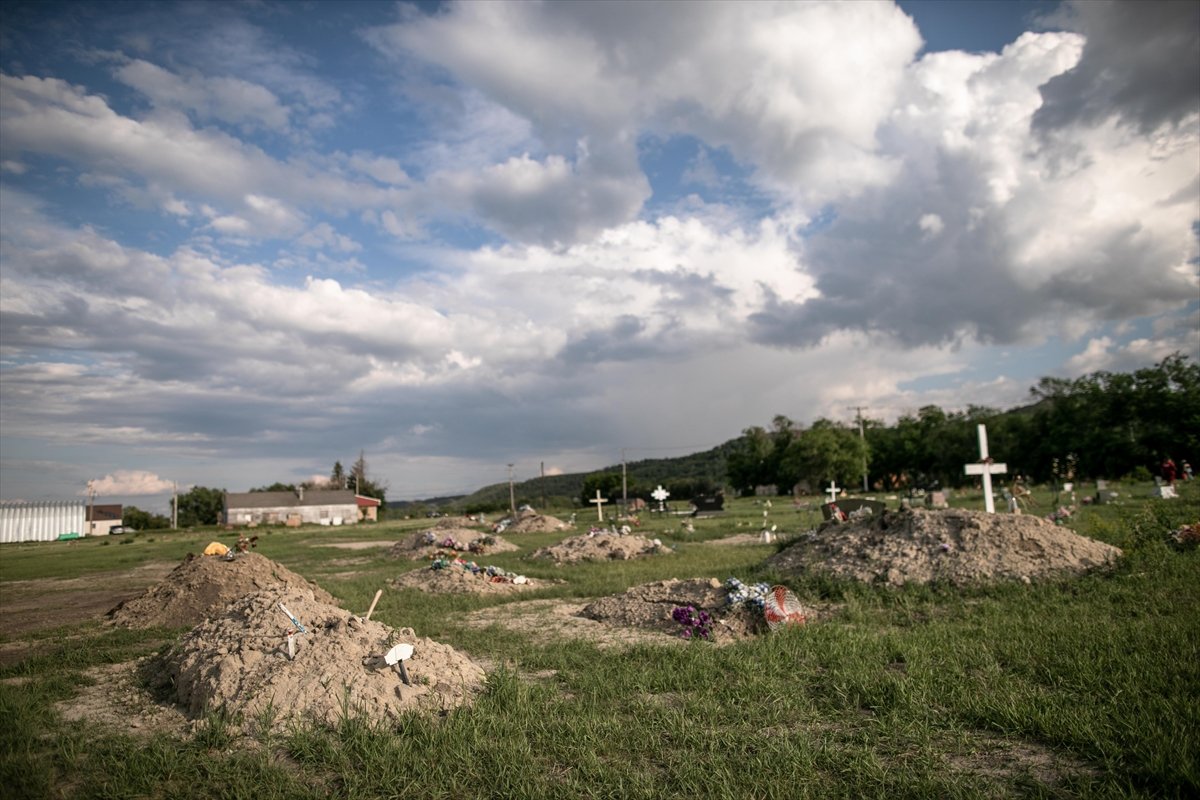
1 484 1197 798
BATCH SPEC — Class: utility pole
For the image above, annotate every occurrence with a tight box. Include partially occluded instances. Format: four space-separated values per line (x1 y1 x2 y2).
621 448 628 512
848 406 869 491
87 480 95 536
540 461 546 510
172 481 178 530
507 463 516 515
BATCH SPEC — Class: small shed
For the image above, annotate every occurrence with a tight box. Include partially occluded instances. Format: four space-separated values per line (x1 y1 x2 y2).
223 489 359 527
355 494 382 521
87 504 123 536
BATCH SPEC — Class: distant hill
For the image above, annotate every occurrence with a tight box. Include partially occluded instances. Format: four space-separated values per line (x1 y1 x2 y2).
388 494 466 511
444 440 740 512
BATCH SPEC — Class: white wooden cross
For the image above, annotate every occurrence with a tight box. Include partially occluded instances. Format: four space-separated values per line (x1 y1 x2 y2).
590 490 609 521
825 481 841 503
651 485 670 511
964 423 1007 513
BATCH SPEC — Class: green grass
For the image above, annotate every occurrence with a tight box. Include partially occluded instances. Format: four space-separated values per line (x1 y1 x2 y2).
1 483 1197 798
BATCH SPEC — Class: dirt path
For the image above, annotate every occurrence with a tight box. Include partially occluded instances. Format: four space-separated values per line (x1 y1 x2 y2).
0 561 176 638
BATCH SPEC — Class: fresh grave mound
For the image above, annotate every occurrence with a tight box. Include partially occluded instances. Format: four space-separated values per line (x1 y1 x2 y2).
505 511 572 533
388 530 518 560
531 531 671 563
106 551 336 629
767 508 1123 586
579 577 819 643
389 558 548 594
145 587 485 731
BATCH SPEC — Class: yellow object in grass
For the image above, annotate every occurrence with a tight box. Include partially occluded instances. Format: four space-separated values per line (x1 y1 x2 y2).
203 541 230 556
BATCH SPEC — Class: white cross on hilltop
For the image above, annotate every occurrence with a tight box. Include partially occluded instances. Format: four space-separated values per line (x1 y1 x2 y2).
964 424 1007 514
825 481 841 503
589 490 609 521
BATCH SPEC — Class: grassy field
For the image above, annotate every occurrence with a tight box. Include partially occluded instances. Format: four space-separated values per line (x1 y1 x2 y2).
1 483 1197 798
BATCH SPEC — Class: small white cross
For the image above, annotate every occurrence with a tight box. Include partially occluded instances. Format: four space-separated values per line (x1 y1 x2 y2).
589 490 609 521
826 481 841 503
651 485 670 511
964 423 1007 513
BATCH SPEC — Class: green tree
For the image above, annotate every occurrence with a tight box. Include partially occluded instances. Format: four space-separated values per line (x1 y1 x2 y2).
580 471 622 504
778 419 868 490
176 486 225 527
123 506 170 530
726 426 773 495
250 482 295 493
330 460 346 489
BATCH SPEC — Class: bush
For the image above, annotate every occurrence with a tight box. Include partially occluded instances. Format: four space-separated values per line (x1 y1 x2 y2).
1128 465 1153 482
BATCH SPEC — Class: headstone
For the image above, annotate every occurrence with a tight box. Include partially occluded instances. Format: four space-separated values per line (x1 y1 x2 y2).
821 498 886 521
1096 479 1108 490
964 424 1007 513
1157 484 1178 500
589 490 608 521
925 491 948 509
690 494 725 516
825 481 842 503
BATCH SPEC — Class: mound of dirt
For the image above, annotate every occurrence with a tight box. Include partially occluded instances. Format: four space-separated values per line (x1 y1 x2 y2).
389 560 549 594
106 552 336 629
388 530 518 560
145 587 485 731
531 532 671 563
580 578 768 642
506 512 572 533
767 508 1123 586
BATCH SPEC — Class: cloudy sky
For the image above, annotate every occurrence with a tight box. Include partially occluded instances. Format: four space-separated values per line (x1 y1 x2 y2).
1 0 1197 510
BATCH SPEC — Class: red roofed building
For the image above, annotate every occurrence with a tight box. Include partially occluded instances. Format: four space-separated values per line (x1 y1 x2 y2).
356 494 382 522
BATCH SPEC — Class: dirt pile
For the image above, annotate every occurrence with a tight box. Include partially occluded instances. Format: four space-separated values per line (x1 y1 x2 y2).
767 508 1123 586
580 578 768 642
531 532 671 563
390 560 550 594
506 511 572 533
146 587 485 731
388 530 518 560
106 552 336 629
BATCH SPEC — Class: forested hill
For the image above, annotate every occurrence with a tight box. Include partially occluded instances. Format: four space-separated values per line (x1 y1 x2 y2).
399 354 1198 513
448 439 740 512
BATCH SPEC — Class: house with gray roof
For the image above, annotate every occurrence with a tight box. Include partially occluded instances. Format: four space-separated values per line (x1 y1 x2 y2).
223 488 359 527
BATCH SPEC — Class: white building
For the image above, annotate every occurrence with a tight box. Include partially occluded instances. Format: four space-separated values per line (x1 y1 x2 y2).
223 488 360 527
0 501 87 543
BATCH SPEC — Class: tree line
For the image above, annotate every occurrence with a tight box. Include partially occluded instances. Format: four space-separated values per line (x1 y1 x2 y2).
726 353 1199 495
